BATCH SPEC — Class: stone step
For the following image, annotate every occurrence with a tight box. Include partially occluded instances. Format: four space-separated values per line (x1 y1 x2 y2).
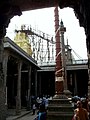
47 115 73 120
48 105 73 108
49 104 72 107
47 111 74 120
47 111 74 116
48 108 73 112
49 99 72 105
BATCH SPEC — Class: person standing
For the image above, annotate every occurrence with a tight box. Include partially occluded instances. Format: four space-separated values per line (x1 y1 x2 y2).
73 100 88 120
32 103 36 115
36 104 47 120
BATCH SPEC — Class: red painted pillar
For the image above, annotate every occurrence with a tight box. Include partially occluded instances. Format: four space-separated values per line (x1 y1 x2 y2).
54 6 64 95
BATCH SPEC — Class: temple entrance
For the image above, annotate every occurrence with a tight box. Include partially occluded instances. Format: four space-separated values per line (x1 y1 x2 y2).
37 71 55 97
67 69 88 97
7 56 17 108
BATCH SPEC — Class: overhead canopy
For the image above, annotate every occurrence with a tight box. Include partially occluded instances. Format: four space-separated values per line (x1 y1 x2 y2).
0 0 60 13
0 0 89 39
0 0 83 27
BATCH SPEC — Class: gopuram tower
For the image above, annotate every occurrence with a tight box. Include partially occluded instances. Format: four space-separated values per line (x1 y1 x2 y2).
47 6 73 120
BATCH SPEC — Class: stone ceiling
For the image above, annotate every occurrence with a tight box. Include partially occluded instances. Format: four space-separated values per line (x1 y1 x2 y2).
0 0 59 12
0 0 81 26
0 0 90 40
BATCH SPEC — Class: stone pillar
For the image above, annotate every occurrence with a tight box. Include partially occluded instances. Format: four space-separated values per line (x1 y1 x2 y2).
85 12 90 99
54 6 64 95
27 65 31 110
3 51 8 107
60 20 71 96
60 20 66 90
35 69 37 97
0 14 10 120
0 5 22 120
0 38 7 120
16 61 22 115
74 72 78 95
39 72 42 96
79 0 90 99
87 46 90 98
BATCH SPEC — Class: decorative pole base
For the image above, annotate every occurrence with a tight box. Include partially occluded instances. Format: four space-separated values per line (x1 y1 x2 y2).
63 89 72 98
47 92 74 120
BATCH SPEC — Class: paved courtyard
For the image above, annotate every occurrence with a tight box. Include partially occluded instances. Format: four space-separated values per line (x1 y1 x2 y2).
6 109 37 120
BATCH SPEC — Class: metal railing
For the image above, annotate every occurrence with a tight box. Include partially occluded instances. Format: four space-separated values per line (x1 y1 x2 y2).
68 59 88 65
38 59 88 67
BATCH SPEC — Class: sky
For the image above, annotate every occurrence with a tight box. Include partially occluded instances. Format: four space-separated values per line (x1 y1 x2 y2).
6 7 87 60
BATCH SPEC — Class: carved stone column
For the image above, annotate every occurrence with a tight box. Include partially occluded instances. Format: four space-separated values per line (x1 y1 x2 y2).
3 51 8 107
78 0 90 99
16 61 22 115
38 73 42 96
0 38 7 120
0 4 22 119
35 69 37 97
0 14 13 120
69 0 90 99
27 65 32 110
87 34 90 98
74 72 78 95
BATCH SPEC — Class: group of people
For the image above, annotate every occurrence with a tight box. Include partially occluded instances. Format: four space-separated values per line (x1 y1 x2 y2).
72 97 90 120
32 95 90 120
31 95 50 120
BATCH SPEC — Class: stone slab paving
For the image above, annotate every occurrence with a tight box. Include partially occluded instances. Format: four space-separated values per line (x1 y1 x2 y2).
6 109 37 120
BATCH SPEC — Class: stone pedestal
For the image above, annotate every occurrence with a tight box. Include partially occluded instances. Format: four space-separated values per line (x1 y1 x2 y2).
47 94 74 120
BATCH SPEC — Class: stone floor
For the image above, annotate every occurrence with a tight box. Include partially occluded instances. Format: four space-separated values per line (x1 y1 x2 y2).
6 109 34 120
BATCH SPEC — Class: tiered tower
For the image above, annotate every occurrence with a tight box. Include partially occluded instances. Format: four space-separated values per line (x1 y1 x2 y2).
14 25 32 56
14 25 55 66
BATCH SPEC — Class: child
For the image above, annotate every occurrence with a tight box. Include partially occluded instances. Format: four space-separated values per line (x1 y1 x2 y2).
32 103 36 115
36 104 47 120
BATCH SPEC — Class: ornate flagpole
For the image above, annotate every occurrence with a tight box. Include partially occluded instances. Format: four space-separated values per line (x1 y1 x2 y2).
54 6 64 95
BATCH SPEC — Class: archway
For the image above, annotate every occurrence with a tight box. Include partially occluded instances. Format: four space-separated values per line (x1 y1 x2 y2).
0 1 90 119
